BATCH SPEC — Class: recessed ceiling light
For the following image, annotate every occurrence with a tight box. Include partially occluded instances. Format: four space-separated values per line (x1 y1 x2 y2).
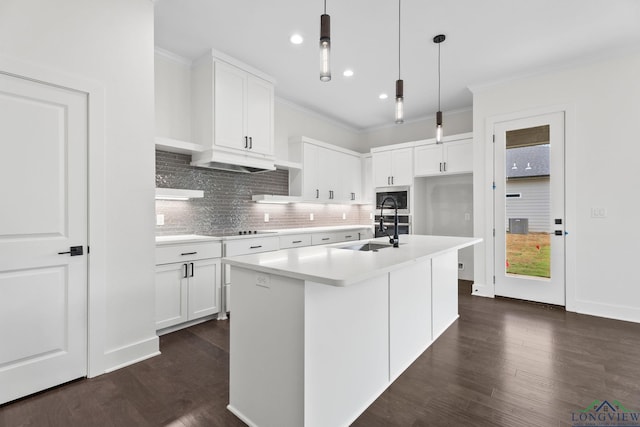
379 93 388 100
290 34 304 45
343 69 354 77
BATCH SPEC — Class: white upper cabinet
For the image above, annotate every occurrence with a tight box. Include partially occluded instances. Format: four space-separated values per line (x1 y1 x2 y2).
414 135 473 177
213 60 274 156
372 147 413 187
190 50 275 169
289 136 364 203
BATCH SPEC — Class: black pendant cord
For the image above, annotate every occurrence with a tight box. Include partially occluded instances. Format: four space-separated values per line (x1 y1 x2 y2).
437 41 441 111
398 0 401 79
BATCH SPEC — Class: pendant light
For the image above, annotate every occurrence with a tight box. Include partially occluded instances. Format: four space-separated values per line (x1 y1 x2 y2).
395 0 404 124
320 0 331 82
434 34 446 143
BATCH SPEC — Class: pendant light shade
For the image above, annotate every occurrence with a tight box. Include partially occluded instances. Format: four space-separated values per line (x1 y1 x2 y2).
434 34 445 143
320 1 331 82
395 79 404 124
395 0 404 124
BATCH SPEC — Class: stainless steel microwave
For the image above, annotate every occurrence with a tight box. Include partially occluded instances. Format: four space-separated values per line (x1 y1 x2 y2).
375 186 410 214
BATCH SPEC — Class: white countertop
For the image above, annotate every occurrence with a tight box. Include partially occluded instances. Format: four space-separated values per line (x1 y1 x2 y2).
155 234 222 245
223 234 482 286
155 224 373 244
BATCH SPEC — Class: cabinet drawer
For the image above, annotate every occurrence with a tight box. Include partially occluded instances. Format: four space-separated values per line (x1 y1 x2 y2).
224 236 279 256
336 231 359 242
279 234 312 249
311 233 339 245
156 241 222 265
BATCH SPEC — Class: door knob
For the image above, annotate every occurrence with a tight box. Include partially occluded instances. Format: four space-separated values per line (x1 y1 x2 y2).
58 246 83 256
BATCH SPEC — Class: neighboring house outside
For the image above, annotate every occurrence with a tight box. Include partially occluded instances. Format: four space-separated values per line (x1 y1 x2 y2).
505 144 550 233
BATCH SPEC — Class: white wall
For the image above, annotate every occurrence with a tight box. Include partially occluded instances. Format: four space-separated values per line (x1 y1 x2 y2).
0 0 158 373
274 98 361 158
472 50 640 323
414 174 474 280
359 109 473 151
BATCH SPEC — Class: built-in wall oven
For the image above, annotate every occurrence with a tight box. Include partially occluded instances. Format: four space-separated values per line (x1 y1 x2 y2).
374 186 411 237
375 186 410 214
375 214 412 238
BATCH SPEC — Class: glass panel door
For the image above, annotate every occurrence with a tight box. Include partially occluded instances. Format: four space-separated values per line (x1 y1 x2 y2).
494 112 565 305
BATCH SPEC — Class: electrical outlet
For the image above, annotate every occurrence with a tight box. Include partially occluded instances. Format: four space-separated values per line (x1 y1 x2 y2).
256 273 270 288
464 213 471 221
369 212 373 220
156 214 164 226
591 207 607 218
264 213 269 222
342 212 346 220
310 213 314 221
458 263 464 270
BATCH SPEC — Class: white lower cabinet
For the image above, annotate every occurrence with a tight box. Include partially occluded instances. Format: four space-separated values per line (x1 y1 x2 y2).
155 241 222 331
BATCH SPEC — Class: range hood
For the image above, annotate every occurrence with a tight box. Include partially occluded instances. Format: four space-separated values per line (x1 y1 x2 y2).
190 149 276 173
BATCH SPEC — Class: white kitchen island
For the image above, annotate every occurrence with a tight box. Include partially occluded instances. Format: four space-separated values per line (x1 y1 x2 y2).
223 234 481 427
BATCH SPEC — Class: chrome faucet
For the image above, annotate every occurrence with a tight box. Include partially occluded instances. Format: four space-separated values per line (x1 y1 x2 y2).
378 196 399 248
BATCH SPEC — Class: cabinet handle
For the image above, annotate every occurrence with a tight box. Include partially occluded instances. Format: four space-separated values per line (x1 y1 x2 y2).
443 162 447 172
292 240 302 244
183 263 188 278
391 176 394 185
387 176 391 185
316 189 319 199
244 136 248 148
329 190 334 199
250 245 262 249
345 235 352 238
189 262 194 277
249 136 253 149
439 162 442 172
321 237 330 241
351 192 355 200
181 251 197 256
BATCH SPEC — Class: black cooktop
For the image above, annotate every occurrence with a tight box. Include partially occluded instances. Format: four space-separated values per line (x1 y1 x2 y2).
217 230 277 237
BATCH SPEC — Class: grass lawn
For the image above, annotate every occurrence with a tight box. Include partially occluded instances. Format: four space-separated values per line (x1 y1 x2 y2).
506 232 550 278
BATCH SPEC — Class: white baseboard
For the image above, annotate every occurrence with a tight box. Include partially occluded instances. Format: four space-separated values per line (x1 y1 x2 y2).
471 282 494 298
573 300 640 324
103 335 160 373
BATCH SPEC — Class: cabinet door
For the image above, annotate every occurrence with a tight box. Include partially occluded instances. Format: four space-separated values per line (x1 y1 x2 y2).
322 148 341 201
214 61 246 151
188 258 220 320
302 143 321 200
372 151 393 188
361 156 372 203
390 148 414 185
155 263 188 330
443 138 473 174
414 143 443 177
342 153 362 201
246 75 273 156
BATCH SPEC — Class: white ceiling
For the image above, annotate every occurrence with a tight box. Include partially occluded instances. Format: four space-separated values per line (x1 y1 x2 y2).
154 0 640 131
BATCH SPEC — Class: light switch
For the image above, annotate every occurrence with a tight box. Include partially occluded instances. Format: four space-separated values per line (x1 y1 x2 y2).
156 214 164 226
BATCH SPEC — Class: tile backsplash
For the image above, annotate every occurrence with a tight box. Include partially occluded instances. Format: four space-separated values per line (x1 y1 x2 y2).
156 150 373 236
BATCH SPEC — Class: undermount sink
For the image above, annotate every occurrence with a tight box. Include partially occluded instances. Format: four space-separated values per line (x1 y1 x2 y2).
339 242 394 252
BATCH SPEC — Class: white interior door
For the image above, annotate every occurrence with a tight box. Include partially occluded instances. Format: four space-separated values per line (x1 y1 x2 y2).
494 112 565 305
0 72 88 404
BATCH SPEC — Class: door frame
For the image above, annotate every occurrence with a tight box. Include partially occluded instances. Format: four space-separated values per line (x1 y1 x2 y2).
482 104 577 312
0 55 107 377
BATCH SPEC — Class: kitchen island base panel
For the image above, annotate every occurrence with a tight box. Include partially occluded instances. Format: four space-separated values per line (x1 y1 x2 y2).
228 249 463 427
229 268 304 427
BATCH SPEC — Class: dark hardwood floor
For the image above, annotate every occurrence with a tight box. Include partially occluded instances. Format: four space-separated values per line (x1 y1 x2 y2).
2 281 640 426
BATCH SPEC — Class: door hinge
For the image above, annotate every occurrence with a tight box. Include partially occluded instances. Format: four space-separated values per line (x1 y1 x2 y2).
493 275 496 284
492 182 496 190
493 228 495 237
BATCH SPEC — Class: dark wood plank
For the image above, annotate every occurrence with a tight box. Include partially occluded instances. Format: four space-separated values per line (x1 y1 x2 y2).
2 280 640 427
